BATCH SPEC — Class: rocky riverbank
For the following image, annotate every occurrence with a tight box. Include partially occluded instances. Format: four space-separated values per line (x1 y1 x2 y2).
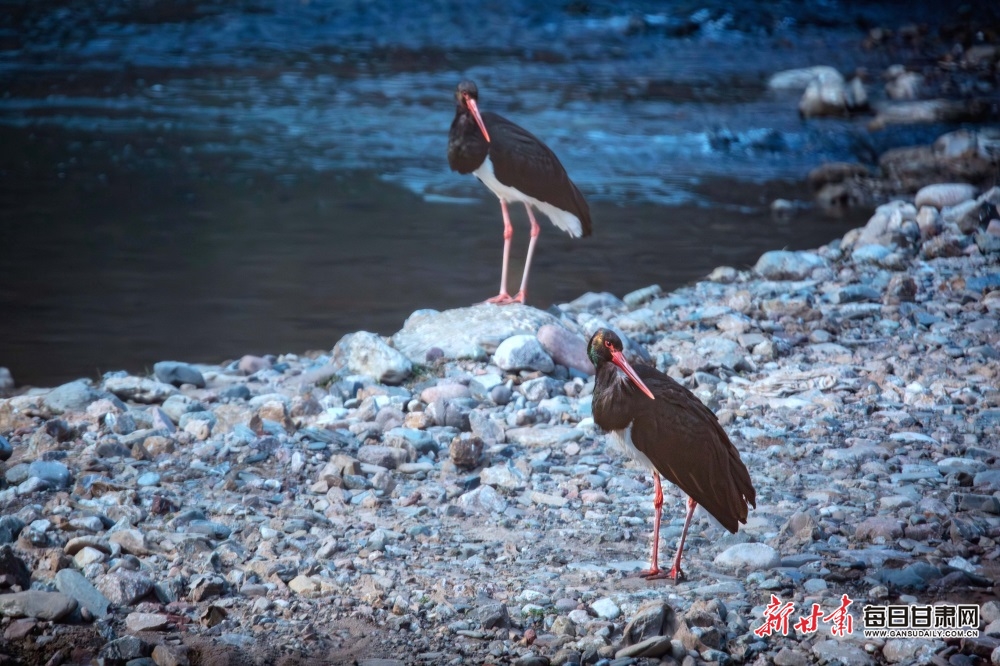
1 182 999 666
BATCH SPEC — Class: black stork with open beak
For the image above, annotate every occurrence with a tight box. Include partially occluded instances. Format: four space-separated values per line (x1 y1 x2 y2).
447 80 592 305
588 329 757 581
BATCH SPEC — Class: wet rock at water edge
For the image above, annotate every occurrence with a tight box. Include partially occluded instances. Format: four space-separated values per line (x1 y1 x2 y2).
154 360 207 388
754 250 827 280
332 331 412 385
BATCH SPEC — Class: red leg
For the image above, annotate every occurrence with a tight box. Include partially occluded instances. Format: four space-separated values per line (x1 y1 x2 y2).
511 203 540 304
638 475 668 579
484 200 515 305
665 496 697 582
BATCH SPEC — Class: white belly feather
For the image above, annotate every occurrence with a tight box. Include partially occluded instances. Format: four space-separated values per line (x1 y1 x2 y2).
473 155 584 238
611 423 657 473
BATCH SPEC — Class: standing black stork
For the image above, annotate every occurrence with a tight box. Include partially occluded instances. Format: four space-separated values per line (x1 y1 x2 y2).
447 80 592 305
588 329 756 581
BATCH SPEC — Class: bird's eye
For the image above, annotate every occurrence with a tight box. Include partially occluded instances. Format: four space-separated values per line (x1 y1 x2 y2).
604 339 613 349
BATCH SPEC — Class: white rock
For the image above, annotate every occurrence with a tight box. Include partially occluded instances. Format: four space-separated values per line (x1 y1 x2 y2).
591 597 621 620
713 543 780 572
457 486 508 514
914 183 977 209
493 335 554 373
754 251 827 280
332 331 412 385
768 66 842 90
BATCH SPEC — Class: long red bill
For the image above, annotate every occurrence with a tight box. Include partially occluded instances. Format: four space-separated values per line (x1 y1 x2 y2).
611 350 655 400
465 96 491 143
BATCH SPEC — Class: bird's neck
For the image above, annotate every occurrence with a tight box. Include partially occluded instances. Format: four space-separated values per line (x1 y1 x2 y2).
592 364 638 431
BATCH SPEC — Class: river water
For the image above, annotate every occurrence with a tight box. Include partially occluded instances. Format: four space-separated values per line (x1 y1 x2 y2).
0 0 983 386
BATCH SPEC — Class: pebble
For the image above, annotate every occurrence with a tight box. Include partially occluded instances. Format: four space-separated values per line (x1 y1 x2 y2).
914 183 978 209
591 598 621 620
332 331 412 385
494 335 555 373
0 591 77 621
713 543 780 572
536 324 593 375
754 250 827 280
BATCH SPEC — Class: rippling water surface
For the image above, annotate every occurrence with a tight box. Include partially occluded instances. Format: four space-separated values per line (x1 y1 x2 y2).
0 0 983 385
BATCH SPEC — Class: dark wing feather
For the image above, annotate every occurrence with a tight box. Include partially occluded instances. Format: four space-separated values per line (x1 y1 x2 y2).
630 366 756 533
482 111 592 237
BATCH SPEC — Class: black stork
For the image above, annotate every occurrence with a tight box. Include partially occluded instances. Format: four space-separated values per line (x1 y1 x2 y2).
588 329 757 581
447 80 592 305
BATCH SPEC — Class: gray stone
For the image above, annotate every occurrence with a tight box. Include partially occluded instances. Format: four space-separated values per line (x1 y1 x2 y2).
332 331 412 385
161 394 207 423
0 519 26 546
754 251 827 280
942 199 985 234
769 66 843 90
100 636 146 662
506 426 583 447
520 376 562 401
622 601 674 645
178 410 216 432
811 640 874 666
98 570 155 606
774 648 810 666
469 373 504 401
591 597 621 620
975 470 1000 490
104 376 178 404
882 638 940 663
480 463 527 490
494 335 554 373
456 486 507 514
469 410 505 444
126 611 171 632
830 285 880 304
713 543 780 571
0 545 30 589
55 568 111 619
356 445 408 470
0 367 12 392
616 636 672 659
536 324 593 375
851 244 894 265
623 284 662 307
564 291 626 312
392 304 561 363
44 379 106 414
153 361 206 388
798 68 848 117
475 600 509 629
855 517 904 541
0 591 77 621
27 460 71 488
152 644 190 666
914 183 977 209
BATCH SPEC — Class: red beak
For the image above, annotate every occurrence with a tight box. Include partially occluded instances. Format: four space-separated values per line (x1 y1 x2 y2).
465 96 491 143
611 350 655 400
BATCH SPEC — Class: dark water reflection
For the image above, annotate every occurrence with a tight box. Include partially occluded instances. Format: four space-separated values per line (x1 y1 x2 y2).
0 126 866 386
0 0 988 386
